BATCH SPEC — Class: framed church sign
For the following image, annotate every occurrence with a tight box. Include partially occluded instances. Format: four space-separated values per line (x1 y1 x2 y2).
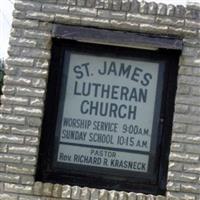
36 39 180 195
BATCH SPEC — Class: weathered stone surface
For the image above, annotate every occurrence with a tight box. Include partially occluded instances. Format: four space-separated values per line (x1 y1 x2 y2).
33 182 43 195
22 156 37 165
71 186 81 199
167 4 175 16
158 3 167 15
70 7 97 17
148 2 157 15
108 190 118 200
61 185 71 198
99 189 108 200
6 164 35 175
4 183 32 194
21 175 34 185
168 161 183 171
0 172 20 183
8 145 37 155
52 184 62 198
168 171 198 183
42 4 69 13
80 187 90 200
0 114 25 125
0 193 18 200
42 183 53 196
91 189 99 200
167 182 181 192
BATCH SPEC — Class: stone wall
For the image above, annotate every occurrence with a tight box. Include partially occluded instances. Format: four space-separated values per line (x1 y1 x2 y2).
0 0 200 199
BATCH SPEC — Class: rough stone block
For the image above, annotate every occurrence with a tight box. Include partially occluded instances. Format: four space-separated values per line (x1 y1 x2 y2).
25 136 39 146
14 106 42 117
90 188 99 200
8 145 37 155
81 17 110 28
168 161 183 171
0 114 25 125
4 183 32 194
112 0 122 11
110 20 139 31
0 172 20 183
0 193 18 200
168 171 197 183
127 13 155 23
1 95 29 106
99 189 108 200
61 185 71 198
166 4 175 16
42 4 69 13
4 75 31 86
42 183 53 196
6 57 34 67
71 186 81 199
21 175 34 185
15 0 41 11
27 117 42 127
70 6 97 17
170 142 184 152
148 2 157 14
55 14 81 24
12 19 39 29
26 11 54 22
16 87 45 98
52 184 62 198
158 3 167 15
22 156 37 165
33 182 43 195
10 37 37 48
121 0 131 11
167 182 181 192
0 153 19 164
108 190 118 200
169 152 199 163
6 164 35 175
81 187 90 200
140 1 148 14
0 134 24 144
11 126 39 136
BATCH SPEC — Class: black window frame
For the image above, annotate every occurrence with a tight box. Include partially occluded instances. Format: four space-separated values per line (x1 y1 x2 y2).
36 38 180 195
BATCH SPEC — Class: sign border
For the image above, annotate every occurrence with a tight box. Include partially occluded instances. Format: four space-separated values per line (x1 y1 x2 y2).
36 39 180 195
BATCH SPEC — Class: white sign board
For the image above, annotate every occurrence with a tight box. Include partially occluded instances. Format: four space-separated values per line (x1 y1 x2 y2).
57 53 160 172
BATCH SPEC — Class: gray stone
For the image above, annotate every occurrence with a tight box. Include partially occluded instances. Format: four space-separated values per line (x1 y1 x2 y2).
175 5 186 17
4 183 32 194
112 0 122 11
52 184 62 198
80 187 90 200
86 0 96 8
148 2 157 15
121 0 131 11
6 164 35 175
99 189 108 200
158 3 167 15
42 183 53 196
108 190 118 200
140 1 148 14
167 4 175 16
33 182 43 195
130 0 139 13
91 188 99 200
61 185 71 198
71 186 81 199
